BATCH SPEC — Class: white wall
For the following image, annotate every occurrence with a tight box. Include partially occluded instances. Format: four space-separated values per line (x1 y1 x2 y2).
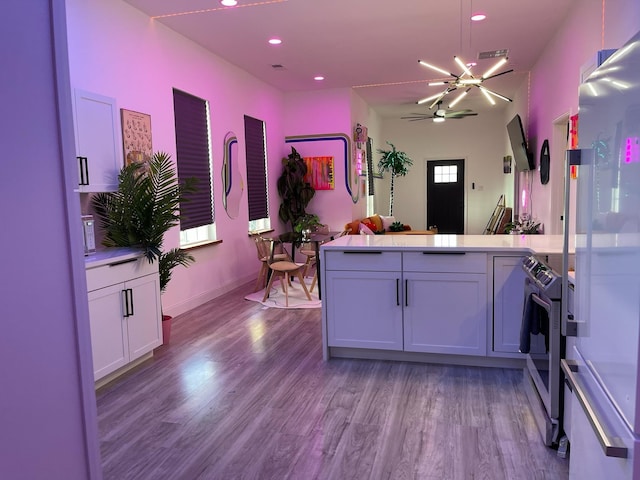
2 1 100 477
66 0 288 315
523 0 640 234
379 110 511 233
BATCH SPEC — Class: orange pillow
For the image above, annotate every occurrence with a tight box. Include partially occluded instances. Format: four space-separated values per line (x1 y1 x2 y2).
364 214 383 232
345 219 360 235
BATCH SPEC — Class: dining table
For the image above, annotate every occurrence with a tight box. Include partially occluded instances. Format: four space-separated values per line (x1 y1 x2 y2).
270 230 343 300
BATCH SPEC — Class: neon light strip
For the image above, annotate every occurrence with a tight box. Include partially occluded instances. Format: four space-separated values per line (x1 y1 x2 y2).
285 133 354 200
152 0 288 19
224 136 237 196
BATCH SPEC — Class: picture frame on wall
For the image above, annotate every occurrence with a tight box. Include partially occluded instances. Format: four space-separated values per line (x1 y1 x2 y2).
303 156 335 190
121 109 152 166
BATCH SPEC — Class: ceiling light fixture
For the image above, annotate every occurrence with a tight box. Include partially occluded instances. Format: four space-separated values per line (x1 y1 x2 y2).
471 13 486 21
314 76 325 81
220 0 238 6
417 55 513 109
268 37 282 45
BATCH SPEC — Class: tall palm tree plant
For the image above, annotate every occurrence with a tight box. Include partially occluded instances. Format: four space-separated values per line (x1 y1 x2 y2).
92 151 197 292
377 141 413 216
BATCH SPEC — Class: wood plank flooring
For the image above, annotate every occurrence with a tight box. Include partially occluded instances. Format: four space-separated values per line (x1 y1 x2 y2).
96 282 569 479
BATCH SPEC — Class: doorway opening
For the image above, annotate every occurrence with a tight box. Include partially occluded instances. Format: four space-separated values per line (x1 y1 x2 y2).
426 159 465 234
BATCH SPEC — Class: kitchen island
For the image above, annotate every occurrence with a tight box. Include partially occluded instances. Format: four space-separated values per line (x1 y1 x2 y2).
320 234 567 367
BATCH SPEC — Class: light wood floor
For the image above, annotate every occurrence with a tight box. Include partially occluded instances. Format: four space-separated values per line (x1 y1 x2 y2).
96 282 569 480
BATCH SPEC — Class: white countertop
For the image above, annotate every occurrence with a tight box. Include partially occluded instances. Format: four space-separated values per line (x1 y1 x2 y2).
321 234 569 255
84 247 143 269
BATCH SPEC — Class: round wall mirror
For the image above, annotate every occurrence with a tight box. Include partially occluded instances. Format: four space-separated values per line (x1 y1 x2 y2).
222 131 243 218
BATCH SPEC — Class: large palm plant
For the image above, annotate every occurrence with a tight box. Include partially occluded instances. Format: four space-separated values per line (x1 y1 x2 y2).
377 141 413 216
92 151 197 292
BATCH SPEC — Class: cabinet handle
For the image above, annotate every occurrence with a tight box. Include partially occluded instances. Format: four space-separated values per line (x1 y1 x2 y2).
422 251 466 255
77 156 89 185
109 258 138 267
127 288 134 317
343 251 383 255
396 279 400 306
122 289 130 317
405 279 408 306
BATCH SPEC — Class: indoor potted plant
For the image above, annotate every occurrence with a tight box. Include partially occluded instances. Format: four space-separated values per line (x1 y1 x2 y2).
377 141 413 216
92 151 197 344
277 147 316 245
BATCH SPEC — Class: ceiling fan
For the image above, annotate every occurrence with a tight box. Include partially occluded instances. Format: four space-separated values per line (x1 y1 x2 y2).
416 55 514 109
402 101 478 123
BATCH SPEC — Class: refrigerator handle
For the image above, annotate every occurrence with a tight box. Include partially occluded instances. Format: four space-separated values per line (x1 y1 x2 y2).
561 359 628 459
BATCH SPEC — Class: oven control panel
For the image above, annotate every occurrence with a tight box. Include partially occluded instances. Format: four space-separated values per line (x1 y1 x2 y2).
521 255 563 299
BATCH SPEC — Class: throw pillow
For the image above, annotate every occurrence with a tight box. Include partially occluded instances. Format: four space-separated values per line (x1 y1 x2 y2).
359 222 374 235
367 214 383 232
380 215 396 231
361 219 377 233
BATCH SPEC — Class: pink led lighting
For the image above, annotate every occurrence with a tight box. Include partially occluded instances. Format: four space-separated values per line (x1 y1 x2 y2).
625 137 640 163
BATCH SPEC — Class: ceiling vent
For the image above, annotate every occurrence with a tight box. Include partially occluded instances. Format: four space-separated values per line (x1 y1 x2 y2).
478 49 508 59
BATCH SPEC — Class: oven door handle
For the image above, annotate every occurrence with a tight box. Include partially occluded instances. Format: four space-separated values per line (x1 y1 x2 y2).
531 292 552 315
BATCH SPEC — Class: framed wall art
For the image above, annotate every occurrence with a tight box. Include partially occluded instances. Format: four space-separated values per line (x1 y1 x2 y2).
121 109 152 166
303 156 335 190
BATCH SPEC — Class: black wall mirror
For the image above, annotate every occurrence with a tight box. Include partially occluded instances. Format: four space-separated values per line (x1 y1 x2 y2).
540 139 550 185
222 131 243 218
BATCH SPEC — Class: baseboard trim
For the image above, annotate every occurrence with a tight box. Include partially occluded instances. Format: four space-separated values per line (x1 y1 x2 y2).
163 273 255 317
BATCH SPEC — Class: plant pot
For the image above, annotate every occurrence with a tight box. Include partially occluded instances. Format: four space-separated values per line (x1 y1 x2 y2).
162 315 172 345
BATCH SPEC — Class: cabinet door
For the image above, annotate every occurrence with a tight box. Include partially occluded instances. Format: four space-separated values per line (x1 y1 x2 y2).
325 270 403 350
125 273 162 360
493 256 526 353
492 256 546 354
88 283 128 380
73 89 123 192
403 272 487 355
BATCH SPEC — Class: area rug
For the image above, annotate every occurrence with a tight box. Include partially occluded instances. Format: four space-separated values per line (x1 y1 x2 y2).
244 279 321 309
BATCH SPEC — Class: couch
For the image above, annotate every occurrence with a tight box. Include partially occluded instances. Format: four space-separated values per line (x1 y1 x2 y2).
344 214 436 235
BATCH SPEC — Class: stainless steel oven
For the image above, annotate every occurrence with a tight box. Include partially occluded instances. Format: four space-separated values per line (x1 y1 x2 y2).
520 254 566 447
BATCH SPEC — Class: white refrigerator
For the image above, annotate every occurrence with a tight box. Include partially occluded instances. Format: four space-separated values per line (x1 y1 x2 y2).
561 30 640 479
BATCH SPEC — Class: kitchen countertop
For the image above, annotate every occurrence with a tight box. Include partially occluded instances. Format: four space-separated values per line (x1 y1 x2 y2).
321 234 570 255
84 247 143 269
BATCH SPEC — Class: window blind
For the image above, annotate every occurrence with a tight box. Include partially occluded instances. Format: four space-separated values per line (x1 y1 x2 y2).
173 89 214 230
244 115 268 221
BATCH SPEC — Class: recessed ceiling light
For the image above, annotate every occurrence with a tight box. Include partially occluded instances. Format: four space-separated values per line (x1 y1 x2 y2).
268 37 282 45
220 0 238 6
471 13 486 21
314 76 325 81
466 62 477 67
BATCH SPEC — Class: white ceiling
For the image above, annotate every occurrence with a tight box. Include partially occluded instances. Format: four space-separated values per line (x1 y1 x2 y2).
122 0 574 118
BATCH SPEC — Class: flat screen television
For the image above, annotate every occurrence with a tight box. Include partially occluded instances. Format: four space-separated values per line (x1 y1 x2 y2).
507 114 534 171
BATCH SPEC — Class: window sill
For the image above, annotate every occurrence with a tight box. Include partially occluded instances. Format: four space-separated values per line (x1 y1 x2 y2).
181 239 223 251
248 228 274 236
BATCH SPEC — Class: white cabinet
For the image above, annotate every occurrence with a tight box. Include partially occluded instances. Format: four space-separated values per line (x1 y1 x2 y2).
492 256 526 353
324 250 487 356
325 251 403 351
72 89 123 192
492 255 545 355
86 256 162 381
403 252 487 356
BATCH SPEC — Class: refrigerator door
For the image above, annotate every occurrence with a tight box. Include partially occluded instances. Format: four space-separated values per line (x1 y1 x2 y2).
565 353 639 480
575 30 640 435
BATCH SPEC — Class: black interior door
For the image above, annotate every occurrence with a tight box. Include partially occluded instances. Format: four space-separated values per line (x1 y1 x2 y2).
426 159 465 234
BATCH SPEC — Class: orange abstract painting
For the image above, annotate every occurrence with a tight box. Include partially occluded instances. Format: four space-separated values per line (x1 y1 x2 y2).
303 156 334 190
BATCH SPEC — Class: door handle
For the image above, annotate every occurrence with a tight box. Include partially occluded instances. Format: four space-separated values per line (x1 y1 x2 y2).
405 279 408 306
396 279 400 306
561 359 628 458
77 156 89 185
127 288 134 317
122 289 130 317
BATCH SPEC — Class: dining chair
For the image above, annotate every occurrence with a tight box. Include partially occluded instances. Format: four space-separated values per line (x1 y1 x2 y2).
252 234 289 292
300 229 348 292
261 243 312 307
